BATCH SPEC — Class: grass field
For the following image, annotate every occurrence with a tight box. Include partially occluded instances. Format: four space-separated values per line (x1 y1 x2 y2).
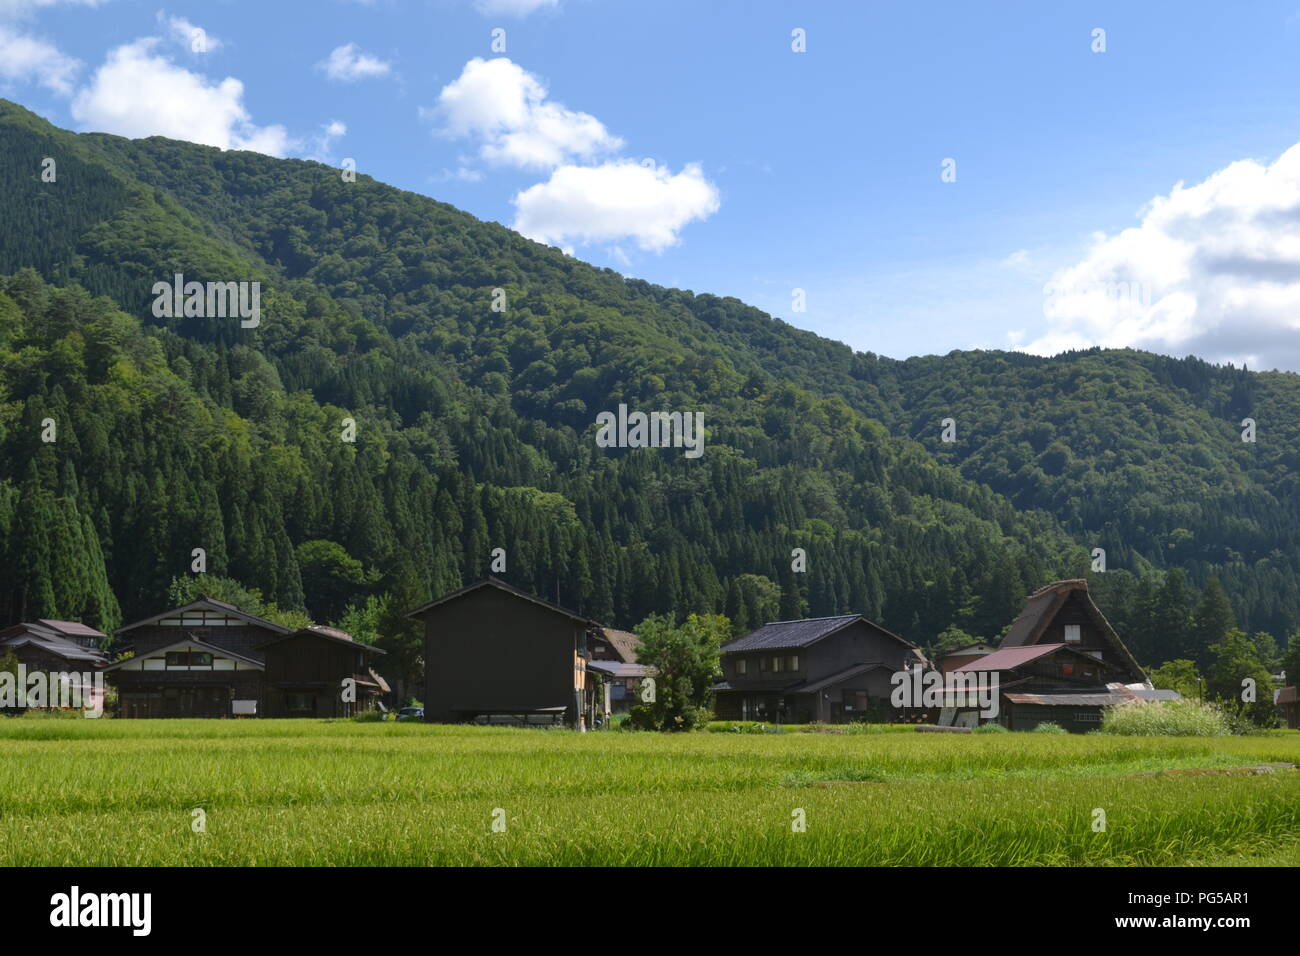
1 719 1298 866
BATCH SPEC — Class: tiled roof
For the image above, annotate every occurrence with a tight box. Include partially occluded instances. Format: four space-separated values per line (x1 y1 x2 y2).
722 615 863 652
0 624 108 664
36 619 107 639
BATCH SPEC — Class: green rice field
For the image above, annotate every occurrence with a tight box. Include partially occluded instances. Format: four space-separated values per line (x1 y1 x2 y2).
1 719 1298 866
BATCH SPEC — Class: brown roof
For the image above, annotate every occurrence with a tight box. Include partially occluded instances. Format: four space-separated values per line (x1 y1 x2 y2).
599 628 642 663
954 643 1066 672
256 626 385 653
999 579 1145 682
36 619 108 639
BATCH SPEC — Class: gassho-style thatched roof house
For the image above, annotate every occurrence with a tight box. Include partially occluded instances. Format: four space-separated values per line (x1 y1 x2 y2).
948 578 1178 732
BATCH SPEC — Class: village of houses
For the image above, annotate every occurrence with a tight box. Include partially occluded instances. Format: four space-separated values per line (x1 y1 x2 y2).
3 577 1298 731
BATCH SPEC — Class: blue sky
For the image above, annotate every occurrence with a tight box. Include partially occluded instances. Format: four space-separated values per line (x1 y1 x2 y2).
6 0 1300 369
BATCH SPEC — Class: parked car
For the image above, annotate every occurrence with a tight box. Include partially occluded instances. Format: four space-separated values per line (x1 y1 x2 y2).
396 706 424 721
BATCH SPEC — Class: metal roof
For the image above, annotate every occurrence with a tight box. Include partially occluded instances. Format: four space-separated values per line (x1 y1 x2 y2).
953 643 1066 672
586 660 649 679
1004 691 1133 707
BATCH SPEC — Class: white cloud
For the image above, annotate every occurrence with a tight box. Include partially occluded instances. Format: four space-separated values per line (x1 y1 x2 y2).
70 38 291 156
512 160 721 252
319 43 391 82
473 0 558 17
0 0 105 19
1023 142 1300 371
159 13 221 53
1002 249 1031 271
0 24 79 93
436 56 620 169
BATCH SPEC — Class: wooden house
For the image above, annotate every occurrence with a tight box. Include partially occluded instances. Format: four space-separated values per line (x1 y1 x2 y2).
105 596 288 718
0 620 108 712
407 578 602 728
0 619 109 670
258 625 389 718
952 579 1170 732
1277 685 1298 729
586 627 647 717
711 614 928 724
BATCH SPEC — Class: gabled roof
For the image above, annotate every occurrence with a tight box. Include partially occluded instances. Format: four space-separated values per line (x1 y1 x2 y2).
36 619 108 640
0 623 109 664
954 643 1067 672
797 662 889 695
599 628 643 663
405 577 594 625
257 625 386 654
586 659 649 679
102 635 264 671
999 579 1145 681
711 662 888 696
939 643 995 658
115 596 291 636
722 614 916 654
953 642 1122 675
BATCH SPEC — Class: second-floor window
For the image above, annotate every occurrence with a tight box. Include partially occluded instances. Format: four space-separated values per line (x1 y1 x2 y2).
1064 624 1081 643
735 658 747 675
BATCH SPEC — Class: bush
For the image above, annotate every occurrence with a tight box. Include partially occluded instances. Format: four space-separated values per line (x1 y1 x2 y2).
1100 699 1231 737
351 710 385 722
972 722 1009 734
1032 721 1067 734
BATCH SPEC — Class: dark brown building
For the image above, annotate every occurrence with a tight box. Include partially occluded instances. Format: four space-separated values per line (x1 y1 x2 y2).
712 614 928 723
1277 685 1298 730
952 579 1168 732
407 578 601 728
105 596 288 718
258 625 389 718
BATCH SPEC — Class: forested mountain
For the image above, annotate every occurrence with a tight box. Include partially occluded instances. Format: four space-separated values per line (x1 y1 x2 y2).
0 98 1295 679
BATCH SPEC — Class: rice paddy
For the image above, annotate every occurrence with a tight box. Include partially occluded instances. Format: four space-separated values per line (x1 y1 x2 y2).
1 719 1297 866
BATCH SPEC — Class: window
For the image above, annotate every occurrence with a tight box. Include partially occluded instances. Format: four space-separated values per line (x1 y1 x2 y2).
788 654 799 671
771 656 785 673
286 694 315 714
735 658 747 675
1064 624 1081 643
165 650 213 668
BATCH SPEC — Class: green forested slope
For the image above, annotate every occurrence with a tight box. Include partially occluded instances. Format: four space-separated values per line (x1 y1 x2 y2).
0 98 1295 674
